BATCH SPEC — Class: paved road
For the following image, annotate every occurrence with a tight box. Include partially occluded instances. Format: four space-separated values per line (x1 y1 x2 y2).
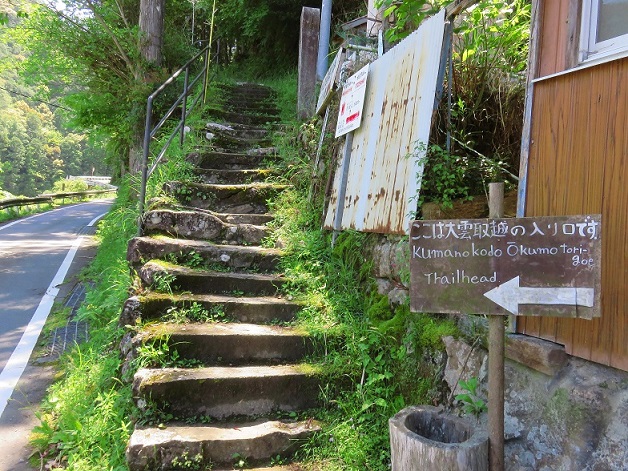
0 199 113 470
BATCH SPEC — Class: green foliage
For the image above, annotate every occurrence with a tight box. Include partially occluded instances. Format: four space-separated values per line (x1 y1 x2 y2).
171 451 204 470
5 0 202 174
378 1 530 198
164 302 226 323
0 24 110 196
262 95 461 467
30 116 196 467
53 179 88 192
376 0 449 43
455 377 487 418
418 143 473 209
30 179 136 470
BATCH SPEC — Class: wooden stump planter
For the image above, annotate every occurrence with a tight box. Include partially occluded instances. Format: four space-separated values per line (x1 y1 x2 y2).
389 405 488 471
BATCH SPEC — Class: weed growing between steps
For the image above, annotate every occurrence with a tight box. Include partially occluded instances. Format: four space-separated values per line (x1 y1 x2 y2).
266 124 461 469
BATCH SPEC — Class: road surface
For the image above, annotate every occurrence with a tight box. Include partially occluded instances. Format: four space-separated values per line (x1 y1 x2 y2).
0 199 114 470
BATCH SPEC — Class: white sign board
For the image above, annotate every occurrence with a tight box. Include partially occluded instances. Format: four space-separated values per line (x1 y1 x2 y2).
335 64 369 138
316 48 345 115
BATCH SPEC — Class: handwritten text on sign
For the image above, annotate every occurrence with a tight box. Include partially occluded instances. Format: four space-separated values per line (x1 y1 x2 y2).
409 215 601 318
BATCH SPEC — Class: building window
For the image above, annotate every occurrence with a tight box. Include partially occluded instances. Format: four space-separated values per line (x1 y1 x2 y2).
581 0 628 62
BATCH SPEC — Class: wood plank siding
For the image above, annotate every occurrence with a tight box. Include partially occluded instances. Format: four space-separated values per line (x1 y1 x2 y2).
519 58 628 371
536 0 581 77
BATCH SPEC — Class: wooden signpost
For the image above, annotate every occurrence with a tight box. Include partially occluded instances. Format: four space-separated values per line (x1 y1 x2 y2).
410 183 602 470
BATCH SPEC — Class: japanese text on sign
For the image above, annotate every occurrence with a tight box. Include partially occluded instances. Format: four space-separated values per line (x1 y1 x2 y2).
409 215 601 318
335 64 369 138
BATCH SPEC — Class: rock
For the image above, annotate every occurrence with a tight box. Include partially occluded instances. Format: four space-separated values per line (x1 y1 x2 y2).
119 296 143 327
442 336 487 397
142 209 224 240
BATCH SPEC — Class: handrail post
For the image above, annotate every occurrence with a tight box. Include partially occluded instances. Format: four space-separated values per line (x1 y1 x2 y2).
180 67 190 146
202 46 210 104
138 96 154 235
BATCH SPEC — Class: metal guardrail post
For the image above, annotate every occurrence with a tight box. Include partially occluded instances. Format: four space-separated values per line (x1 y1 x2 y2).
180 67 190 147
202 46 210 104
138 95 155 236
136 39 216 235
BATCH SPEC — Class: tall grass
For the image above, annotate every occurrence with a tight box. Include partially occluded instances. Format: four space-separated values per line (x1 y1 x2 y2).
30 120 199 470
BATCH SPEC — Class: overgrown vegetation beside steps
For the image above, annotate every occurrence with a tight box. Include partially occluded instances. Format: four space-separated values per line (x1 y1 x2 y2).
30 72 463 470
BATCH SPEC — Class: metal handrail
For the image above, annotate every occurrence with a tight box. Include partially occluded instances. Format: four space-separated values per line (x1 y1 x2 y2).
137 44 215 233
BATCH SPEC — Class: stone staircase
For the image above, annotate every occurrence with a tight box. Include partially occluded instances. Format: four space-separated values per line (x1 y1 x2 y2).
121 83 321 471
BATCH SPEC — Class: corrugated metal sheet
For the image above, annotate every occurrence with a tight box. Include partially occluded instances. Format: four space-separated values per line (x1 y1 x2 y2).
324 10 446 235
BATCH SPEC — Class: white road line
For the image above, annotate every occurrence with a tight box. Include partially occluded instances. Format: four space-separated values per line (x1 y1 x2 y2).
0 211 108 418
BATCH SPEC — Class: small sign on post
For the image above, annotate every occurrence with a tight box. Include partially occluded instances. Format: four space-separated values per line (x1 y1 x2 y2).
410 215 601 318
316 48 345 115
335 64 369 137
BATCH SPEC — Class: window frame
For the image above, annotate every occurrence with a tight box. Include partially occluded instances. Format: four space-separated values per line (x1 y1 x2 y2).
580 0 628 63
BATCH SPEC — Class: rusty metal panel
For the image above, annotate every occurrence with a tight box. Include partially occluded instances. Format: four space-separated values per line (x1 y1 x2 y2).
324 10 446 234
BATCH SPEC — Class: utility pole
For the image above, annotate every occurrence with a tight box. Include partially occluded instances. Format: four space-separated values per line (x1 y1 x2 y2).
316 0 332 80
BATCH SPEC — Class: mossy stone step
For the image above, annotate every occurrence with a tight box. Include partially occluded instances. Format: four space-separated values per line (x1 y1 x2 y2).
138 323 314 365
194 168 277 184
126 420 320 471
189 151 266 170
206 122 271 140
140 209 270 245
120 293 301 326
127 236 281 271
205 108 281 126
217 82 276 97
189 150 278 170
165 181 289 214
214 212 274 225
205 132 273 151
139 261 287 295
221 102 281 116
133 364 321 419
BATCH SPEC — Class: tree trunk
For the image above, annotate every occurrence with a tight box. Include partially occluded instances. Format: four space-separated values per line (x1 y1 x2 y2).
139 0 165 66
389 406 488 471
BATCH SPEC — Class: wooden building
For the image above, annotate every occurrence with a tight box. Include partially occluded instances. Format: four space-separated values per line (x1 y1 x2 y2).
517 0 628 371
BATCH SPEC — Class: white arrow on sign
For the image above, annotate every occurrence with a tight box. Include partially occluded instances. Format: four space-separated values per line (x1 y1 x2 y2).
483 276 594 315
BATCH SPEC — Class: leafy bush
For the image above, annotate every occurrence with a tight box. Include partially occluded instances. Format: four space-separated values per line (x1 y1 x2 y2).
52 179 89 193
378 0 530 200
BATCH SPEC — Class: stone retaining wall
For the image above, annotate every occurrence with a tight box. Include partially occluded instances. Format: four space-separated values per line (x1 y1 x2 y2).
367 236 627 470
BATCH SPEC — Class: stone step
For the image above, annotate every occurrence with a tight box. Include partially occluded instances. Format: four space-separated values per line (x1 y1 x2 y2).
217 82 276 97
140 209 270 245
206 122 271 140
205 108 281 126
127 236 281 271
120 293 301 326
139 261 287 295
222 102 281 116
133 364 321 419
215 212 275 226
138 323 314 365
165 181 289 214
189 150 268 170
194 168 277 184
126 420 319 471
218 81 275 91
205 131 273 152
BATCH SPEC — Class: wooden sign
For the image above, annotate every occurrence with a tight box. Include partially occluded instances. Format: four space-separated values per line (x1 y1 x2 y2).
316 48 345 115
410 215 601 318
335 64 369 138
